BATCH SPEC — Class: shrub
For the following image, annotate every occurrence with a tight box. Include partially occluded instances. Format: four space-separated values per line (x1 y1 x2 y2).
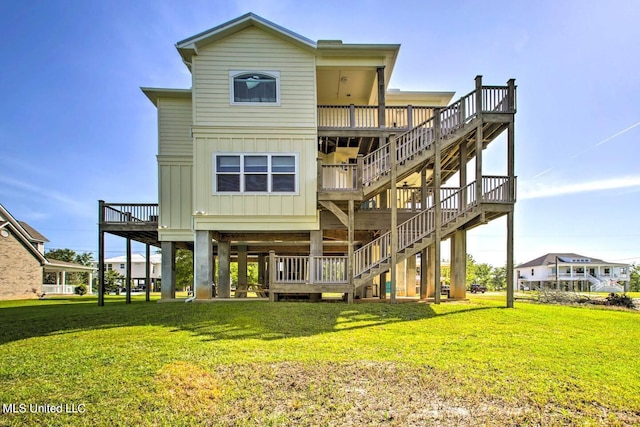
605 293 635 309
74 284 87 296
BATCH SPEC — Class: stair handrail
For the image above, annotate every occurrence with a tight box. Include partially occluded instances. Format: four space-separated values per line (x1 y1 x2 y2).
361 88 479 187
354 177 508 278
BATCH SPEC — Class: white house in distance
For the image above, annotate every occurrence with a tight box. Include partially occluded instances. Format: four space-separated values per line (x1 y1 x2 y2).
515 253 629 293
99 254 162 290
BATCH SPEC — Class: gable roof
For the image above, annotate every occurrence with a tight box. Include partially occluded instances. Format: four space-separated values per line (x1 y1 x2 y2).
176 13 316 65
18 221 49 243
174 13 401 83
0 204 47 265
516 253 628 269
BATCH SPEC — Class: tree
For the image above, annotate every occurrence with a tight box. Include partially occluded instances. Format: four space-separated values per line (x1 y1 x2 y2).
175 249 194 291
473 263 493 289
630 264 640 292
45 249 94 285
45 248 76 262
490 266 507 291
103 270 123 294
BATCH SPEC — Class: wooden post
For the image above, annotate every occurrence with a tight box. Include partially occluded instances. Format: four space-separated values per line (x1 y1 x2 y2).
349 104 356 128
420 167 428 299
125 237 132 304
407 105 413 129
389 134 398 303
145 244 151 302
268 251 276 302
377 67 386 128
433 109 442 304
347 199 355 304
258 254 265 286
506 85 516 308
356 154 364 191
475 76 483 204
317 158 323 192
98 200 105 307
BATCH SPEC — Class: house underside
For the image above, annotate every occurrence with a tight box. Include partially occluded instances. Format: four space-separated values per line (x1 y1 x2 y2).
98 76 517 306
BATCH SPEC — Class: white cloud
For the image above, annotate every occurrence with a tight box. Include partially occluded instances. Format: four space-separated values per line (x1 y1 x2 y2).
0 175 92 218
519 176 640 200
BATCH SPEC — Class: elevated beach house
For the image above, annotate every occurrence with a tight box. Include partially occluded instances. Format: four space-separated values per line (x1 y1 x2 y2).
98 13 517 305
515 253 630 293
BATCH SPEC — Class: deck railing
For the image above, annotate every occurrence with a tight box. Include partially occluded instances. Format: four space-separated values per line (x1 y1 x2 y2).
320 164 358 191
101 202 159 224
271 254 348 284
317 105 435 129
342 83 515 189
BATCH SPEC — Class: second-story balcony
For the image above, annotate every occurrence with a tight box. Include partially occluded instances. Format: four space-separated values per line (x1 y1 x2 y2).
318 105 436 132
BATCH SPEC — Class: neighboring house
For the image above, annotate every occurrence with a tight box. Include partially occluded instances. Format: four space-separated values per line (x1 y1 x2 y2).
0 204 48 299
515 253 629 293
98 13 517 305
98 254 161 290
0 203 95 299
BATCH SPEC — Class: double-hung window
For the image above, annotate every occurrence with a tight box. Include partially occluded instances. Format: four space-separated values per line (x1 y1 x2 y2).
230 71 280 105
215 154 297 193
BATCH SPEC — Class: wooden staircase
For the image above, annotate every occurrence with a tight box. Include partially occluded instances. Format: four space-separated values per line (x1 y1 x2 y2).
353 180 507 288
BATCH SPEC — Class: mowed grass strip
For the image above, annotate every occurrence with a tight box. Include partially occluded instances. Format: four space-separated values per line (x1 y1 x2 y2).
0 295 638 426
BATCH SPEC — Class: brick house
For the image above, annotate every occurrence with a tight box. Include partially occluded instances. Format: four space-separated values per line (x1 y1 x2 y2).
0 204 48 299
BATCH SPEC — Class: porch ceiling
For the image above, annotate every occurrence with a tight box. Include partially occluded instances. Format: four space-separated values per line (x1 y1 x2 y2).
317 67 377 105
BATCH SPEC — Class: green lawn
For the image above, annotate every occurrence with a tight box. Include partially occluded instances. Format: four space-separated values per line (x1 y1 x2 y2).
0 295 638 426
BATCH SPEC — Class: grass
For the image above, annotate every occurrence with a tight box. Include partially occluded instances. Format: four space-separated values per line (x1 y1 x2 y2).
0 294 638 426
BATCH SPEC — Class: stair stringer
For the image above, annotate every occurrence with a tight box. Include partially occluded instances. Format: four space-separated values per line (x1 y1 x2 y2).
363 117 482 201
353 206 482 290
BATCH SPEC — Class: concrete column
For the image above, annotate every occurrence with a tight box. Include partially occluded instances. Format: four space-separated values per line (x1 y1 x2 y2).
379 271 387 300
194 230 213 299
160 241 176 300
450 230 467 299
396 260 406 297
406 255 417 297
237 245 248 287
427 244 436 298
217 240 231 298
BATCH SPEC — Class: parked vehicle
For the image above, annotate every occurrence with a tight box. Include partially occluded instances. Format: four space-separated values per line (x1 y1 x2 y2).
470 283 487 293
441 284 450 297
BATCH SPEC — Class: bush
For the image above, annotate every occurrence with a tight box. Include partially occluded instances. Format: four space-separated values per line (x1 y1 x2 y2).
605 293 635 309
74 284 87 296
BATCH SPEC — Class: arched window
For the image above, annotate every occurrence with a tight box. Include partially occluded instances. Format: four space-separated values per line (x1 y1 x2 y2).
230 71 280 104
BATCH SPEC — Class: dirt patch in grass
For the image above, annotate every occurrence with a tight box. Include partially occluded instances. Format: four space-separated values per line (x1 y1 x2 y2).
149 362 638 426
154 361 222 413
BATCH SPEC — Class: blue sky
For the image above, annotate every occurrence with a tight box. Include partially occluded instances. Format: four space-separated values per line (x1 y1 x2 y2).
1 0 639 266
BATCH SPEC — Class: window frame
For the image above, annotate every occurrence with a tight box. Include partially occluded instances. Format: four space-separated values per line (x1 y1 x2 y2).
229 70 281 106
213 153 298 194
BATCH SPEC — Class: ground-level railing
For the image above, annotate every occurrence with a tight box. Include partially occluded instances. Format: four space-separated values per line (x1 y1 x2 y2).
270 253 348 285
101 202 159 224
42 284 76 294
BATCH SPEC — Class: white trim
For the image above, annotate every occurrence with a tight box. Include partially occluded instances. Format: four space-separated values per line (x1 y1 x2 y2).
229 70 281 106
212 152 299 195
